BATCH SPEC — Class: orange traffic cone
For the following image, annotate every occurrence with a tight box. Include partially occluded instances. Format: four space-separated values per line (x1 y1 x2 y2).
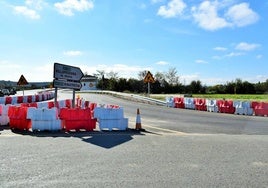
135 108 142 130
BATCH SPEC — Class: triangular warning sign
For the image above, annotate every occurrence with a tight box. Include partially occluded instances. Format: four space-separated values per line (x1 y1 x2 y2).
144 71 155 83
17 75 29 86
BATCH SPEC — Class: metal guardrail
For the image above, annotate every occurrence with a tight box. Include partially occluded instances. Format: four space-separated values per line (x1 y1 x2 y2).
78 90 166 106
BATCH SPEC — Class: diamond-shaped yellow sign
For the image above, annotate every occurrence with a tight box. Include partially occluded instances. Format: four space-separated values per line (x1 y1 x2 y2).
144 71 155 83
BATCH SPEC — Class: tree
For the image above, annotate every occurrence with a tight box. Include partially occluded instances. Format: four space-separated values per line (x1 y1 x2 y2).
189 80 202 94
94 70 105 79
165 67 179 86
138 70 148 80
154 71 166 87
107 71 119 80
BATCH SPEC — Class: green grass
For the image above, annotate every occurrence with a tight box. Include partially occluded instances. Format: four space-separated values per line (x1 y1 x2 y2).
150 94 268 102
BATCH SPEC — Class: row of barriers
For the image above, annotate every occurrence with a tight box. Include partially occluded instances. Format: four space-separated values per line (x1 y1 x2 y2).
0 92 55 105
166 97 268 116
0 98 128 132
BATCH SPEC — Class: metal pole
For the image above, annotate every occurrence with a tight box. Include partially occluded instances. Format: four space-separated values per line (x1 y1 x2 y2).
54 87 58 105
72 89 75 108
148 82 150 97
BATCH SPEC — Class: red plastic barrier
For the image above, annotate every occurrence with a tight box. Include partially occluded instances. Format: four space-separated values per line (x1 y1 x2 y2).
251 101 259 109
84 101 90 108
174 97 185 108
195 98 207 111
48 101 60 109
59 108 96 131
65 99 72 108
89 103 97 110
35 95 40 102
254 102 268 116
17 96 24 104
5 97 12 105
41 94 45 101
27 96 32 103
8 106 31 130
21 103 38 108
217 100 235 114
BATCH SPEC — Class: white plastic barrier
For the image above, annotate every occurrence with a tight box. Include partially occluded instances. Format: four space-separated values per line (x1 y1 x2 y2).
166 97 174 108
233 101 253 116
37 102 49 109
184 97 195 109
11 96 18 105
0 97 5 104
27 107 61 131
206 99 218 112
94 107 128 131
58 99 72 109
0 104 10 125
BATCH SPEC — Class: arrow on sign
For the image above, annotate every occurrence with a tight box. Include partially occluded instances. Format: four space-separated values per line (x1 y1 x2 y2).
54 63 84 81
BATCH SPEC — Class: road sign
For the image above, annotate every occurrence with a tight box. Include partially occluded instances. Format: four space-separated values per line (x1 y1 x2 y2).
54 63 84 81
53 79 82 90
17 75 29 86
144 71 155 83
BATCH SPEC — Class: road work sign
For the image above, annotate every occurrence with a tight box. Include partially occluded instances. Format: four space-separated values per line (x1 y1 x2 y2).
17 75 28 86
144 71 155 83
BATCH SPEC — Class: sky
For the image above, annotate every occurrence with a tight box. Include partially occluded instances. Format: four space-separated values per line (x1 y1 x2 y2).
0 0 267 85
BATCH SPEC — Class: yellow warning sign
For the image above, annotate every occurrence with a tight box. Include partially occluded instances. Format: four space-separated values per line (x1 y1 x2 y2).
17 75 29 86
144 71 155 83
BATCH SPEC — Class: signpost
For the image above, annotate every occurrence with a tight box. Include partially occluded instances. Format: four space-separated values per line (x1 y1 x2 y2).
144 71 155 96
53 63 84 108
17 74 29 96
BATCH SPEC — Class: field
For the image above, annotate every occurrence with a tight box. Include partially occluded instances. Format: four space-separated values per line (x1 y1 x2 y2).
150 94 268 102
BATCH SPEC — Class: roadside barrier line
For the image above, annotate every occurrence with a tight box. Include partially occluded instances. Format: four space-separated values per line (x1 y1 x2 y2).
142 124 187 135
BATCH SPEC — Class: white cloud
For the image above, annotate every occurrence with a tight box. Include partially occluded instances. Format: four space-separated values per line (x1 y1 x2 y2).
157 0 187 18
235 42 260 51
190 1 258 31
151 0 164 4
225 3 259 27
191 1 230 31
0 60 21 69
80 64 152 79
54 0 94 16
214 47 227 51
13 6 40 19
156 61 169 65
139 3 147 10
63 50 83 56
225 52 244 57
195 59 208 64
25 0 46 10
180 73 200 85
256 55 262 59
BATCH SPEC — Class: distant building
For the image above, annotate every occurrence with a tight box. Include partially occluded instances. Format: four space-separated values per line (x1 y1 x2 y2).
80 75 98 90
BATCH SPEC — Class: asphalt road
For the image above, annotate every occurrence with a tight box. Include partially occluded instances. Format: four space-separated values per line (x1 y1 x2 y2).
1 90 268 188
76 91 268 135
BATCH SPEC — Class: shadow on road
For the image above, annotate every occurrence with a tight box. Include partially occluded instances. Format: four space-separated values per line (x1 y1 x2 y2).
2 128 158 149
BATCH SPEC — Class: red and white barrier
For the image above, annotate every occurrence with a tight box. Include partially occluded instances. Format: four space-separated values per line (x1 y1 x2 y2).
167 97 268 117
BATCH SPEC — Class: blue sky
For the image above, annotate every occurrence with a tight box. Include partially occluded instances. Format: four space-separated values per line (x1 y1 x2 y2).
0 0 267 85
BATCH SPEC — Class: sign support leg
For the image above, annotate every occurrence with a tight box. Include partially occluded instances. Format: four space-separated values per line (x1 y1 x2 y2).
54 87 58 105
147 82 150 97
72 89 75 108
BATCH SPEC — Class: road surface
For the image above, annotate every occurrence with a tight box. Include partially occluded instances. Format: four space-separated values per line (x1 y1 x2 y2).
0 89 267 188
